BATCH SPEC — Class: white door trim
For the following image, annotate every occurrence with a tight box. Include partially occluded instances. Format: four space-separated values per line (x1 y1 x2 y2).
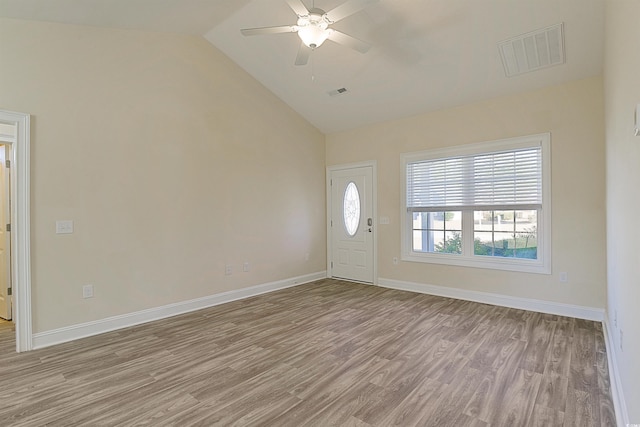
0 110 32 352
326 161 377 284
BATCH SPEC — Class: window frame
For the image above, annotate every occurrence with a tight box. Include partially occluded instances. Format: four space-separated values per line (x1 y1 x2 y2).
400 133 551 274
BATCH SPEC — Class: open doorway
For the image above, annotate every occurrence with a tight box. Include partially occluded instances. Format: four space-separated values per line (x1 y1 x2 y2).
0 110 32 352
0 126 15 337
0 140 12 322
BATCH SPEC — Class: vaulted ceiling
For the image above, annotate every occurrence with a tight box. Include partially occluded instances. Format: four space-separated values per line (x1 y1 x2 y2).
0 0 605 133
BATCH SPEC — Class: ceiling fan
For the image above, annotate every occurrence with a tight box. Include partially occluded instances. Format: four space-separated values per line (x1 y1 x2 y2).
240 0 378 66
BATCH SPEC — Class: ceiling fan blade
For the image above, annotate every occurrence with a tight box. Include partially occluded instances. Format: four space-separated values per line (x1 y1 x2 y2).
324 0 378 23
286 0 310 17
241 25 297 36
295 41 311 66
327 30 371 53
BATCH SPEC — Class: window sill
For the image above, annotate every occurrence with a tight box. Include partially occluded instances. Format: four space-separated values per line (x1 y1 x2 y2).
401 252 551 274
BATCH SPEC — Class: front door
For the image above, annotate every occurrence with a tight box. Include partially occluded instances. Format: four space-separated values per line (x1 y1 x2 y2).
329 165 374 283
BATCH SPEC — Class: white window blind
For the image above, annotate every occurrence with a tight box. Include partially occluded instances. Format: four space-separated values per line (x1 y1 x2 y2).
407 147 542 211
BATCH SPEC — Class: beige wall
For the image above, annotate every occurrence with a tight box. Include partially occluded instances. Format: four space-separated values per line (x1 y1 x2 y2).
0 18 326 333
605 0 640 420
327 76 606 309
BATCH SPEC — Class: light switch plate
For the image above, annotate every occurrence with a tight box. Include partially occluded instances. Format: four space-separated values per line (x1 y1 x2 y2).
56 220 74 234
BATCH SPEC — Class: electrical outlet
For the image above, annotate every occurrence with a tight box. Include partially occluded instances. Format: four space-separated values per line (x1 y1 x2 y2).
620 330 624 351
243 261 250 272
225 265 232 275
393 257 398 265
559 272 568 283
82 284 94 299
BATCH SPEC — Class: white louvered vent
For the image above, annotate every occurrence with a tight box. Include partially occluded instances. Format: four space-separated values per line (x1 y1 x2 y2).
498 23 565 77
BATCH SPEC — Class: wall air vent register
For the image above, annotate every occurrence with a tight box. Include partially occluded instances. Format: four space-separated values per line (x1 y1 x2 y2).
498 23 565 77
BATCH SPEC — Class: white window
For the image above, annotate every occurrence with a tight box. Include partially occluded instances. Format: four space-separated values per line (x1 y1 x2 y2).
401 133 551 274
343 181 361 236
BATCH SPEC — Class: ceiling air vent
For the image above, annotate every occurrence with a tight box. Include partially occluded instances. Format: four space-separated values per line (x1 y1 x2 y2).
327 87 348 97
498 23 565 77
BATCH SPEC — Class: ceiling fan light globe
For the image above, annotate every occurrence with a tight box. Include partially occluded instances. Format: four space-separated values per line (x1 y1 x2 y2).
298 25 330 49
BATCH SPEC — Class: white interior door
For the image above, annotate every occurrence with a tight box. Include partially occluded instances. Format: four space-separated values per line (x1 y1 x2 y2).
0 144 11 320
330 165 374 283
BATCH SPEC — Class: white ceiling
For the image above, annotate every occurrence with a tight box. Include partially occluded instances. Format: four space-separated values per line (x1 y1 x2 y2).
0 0 605 134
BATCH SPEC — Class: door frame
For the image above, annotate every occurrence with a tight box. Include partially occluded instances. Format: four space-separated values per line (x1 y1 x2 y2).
326 161 377 284
0 110 32 352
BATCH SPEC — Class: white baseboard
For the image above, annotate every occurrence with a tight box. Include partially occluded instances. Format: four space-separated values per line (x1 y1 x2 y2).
32 271 327 350
377 277 604 321
603 318 629 427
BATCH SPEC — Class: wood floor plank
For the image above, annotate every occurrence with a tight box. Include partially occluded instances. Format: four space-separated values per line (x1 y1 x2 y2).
544 321 573 378
340 416 374 427
535 372 569 411
598 395 617 427
519 317 556 373
493 368 542 427
569 326 598 392
416 365 484 427
0 279 616 426
377 375 445 426
564 387 599 426
529 403 565 426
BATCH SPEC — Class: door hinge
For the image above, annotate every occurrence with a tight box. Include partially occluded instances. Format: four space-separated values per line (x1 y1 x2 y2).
5 159 9 169
7 287 11 296
5 224 10 232
330 219 333 227
331 261 333 268
330 179 332 186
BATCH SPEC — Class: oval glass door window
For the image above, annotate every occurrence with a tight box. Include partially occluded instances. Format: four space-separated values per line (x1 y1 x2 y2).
343 182 361 236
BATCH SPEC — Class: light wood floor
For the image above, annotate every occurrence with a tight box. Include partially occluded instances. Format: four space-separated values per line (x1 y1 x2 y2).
0 279 616 426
